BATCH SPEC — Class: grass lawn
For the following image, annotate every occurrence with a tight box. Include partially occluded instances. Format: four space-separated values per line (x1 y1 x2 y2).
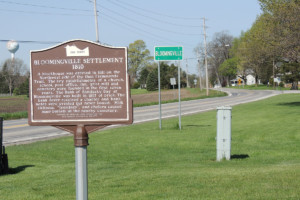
1 94 300 199
230 85 291 90
131 88 152 95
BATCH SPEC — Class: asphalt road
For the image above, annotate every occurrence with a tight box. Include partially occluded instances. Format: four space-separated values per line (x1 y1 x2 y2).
2 88 296 146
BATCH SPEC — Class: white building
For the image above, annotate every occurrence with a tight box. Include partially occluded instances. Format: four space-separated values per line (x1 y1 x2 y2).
246 74 256 85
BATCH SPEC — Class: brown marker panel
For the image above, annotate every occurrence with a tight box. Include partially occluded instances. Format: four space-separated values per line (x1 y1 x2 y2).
29 40 132 126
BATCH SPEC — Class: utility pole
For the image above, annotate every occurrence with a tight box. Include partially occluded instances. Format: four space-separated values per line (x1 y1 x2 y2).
197 49 203 91
203 18 209 96
94 0 99 43
186 59 189 88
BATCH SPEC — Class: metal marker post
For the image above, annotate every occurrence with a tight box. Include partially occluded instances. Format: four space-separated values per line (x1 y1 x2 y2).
178 62 181 130
74 125 89 200
158 62 162 129
76 147 88 200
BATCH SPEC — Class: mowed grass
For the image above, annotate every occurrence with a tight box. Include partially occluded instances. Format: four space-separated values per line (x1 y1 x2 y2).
131 88 152 95
1 94 300 199
230 84 290 90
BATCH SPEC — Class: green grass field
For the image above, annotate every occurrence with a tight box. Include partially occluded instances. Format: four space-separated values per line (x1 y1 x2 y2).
230 84 291 90
1 94 300 199
131 88 153 95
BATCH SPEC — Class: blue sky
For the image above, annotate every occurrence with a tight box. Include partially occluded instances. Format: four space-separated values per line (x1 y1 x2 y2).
0 0 261 75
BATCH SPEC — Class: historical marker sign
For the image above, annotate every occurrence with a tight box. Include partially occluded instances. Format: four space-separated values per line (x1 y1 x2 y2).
29 39 132 127
154 46 183 61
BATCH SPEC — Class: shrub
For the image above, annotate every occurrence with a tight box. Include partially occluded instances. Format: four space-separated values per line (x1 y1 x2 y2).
279 81 284 88
132 82 140 89
13 87 20 96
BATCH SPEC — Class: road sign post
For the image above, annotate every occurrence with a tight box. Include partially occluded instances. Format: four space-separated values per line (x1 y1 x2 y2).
178 62 182 130
158 62 162 129
154 46 183 130
29 39 133 199
170 78 176 98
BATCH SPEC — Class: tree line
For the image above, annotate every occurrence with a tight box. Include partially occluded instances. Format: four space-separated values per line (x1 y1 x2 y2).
199 0 299 89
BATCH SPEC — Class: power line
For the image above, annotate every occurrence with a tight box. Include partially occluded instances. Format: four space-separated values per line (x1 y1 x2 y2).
105 0 201 28
1 1 202 36
0 8 93 17
100 15 172 45
113 0 202 20
0 39 61 44
96 4 201 36
0 0 92 13
0 1 200 51
100 13 194 47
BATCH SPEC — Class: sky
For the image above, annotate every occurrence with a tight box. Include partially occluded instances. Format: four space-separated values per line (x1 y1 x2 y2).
0 0 262 75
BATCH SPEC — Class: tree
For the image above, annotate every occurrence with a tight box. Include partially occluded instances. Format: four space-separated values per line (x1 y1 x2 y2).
0 72 9 93
219 57 238 86
160 62 171 89
138 67 149 89
207 31 234 86
146 68 158 91
1 58 28 95
188 74 198 88
128 40 152 86
17 73 30 96
166 63 178 88
280 62 300 89
237 17 273 85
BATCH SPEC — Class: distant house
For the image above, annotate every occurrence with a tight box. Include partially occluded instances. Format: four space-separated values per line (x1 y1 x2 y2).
273 77 281 84
246 74 256 85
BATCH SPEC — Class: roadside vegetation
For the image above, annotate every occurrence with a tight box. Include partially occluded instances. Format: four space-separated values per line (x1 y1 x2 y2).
1 94 299 199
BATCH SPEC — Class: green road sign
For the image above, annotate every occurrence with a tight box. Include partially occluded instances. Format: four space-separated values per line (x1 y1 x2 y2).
154 46 183 61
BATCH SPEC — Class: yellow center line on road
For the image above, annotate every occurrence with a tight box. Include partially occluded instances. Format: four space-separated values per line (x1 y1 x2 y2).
4 124 29 129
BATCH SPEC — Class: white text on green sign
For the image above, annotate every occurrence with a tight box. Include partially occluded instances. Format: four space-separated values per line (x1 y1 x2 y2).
154 46 183 61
